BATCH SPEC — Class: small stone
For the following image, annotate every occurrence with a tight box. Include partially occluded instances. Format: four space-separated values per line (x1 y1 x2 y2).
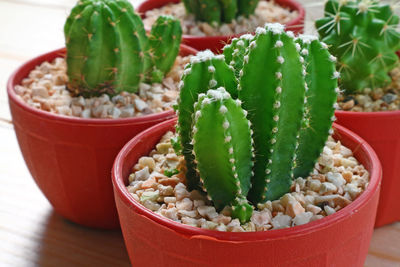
324 205 336 215
342 99 355 110
142 200 160 211
161 207 179 221
285 200 305 218
197 206 219 219
212 214 231 225
293 212 313 226
174 183 190 200
178 210 198 218
141 177 157 189
158 184 174 196
371 88 384 100
140 190 159 202
181 216 198 226
176 198 193 211
139 157 156 172
271 214 292 229
134 98 148 112
382 93 397 104
134 166 150 181
164 197 177 204
319 182 337 195
306 204 322 215
156 143 171 154
326 172 346 188
315 195 351 208
310 179 322 192
251 210 272 226
32 86 49 98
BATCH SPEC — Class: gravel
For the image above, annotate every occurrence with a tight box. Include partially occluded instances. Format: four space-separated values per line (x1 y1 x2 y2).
337 66 400 112
142 1 298 37
15 56 190 119
126 131 370 232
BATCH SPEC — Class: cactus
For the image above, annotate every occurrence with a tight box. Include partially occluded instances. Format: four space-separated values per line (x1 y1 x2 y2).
148 15 182 83
64 0 182 97
316 0 400 93
293 35 339 178
177 24 338 222
223 34 254 78
177 50 237 190
192 88 253 222
182 0 259 24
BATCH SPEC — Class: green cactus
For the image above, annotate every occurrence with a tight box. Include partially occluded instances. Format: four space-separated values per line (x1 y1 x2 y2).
182 0 259 24
177 50 237 190
192 88 253 222
293 35 339 178
148 15 182 83
223 34 254 79
316 0 400 93
64 0 182 97
177 24 338 222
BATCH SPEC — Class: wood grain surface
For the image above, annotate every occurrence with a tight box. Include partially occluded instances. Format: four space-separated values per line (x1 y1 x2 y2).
0 0 399 266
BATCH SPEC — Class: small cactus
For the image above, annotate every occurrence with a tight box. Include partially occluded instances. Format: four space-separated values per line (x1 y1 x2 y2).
177 50 237 190
316 0 400 93
64 0 182 96
192 88 253 222
176 23 338 222
182 0 259 24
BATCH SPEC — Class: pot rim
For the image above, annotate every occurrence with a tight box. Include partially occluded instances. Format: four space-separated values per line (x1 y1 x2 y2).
7 45 197 126
137 0 306 41
112 118 382 242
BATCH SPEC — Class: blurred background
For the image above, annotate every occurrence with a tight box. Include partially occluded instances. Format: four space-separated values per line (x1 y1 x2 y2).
0 1 399 266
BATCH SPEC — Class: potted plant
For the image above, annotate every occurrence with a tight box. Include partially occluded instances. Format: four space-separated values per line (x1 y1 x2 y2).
7 0 197 229
316 0 400 227
112 24 381 266
137 0 305 52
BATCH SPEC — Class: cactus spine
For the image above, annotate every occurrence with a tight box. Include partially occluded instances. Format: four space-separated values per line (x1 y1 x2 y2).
64 0 182 97
182 0 259 24
177 24 338 222
192 88 253 222
316 0 400 93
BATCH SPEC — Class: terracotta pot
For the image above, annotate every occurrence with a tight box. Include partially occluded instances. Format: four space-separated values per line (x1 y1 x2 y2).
7 45 197 229
112 118 381 267
137 0 305 53
335 52 400 228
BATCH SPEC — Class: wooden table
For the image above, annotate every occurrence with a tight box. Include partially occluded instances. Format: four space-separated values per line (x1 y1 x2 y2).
0 0 399 266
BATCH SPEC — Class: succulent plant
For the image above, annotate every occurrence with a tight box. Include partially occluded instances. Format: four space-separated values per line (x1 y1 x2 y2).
177 23 338 222
182 0 259 24
192 88 254 222
177 50 237 190
64 0 182 97
316 0 400 93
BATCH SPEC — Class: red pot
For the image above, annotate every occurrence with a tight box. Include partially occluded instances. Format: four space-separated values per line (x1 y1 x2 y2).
137 0 305 53
7 45 197 229
112 118 381 267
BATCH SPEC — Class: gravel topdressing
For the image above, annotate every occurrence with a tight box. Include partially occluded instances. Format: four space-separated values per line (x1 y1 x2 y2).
14 56 190 119
126 132 370 232
337 66 400 112
142 1 298 37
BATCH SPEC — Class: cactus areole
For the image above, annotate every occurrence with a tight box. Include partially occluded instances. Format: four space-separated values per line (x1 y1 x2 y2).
182 0 260 25
176 23 339 223
316 0 400 93
64 0 182 97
